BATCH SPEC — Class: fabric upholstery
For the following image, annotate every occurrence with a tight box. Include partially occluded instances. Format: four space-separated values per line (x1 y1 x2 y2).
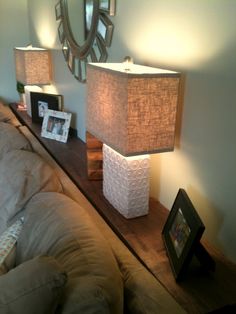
0 103 20 126
0 248 14 275
0 150 62 234
16 192 124 314
123 264 185 314
0 218 24 274
0 122 32 160
0 255 67 314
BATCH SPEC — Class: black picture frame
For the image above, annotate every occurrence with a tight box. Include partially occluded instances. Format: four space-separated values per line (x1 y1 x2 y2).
162 189 206 281
30 92 63 124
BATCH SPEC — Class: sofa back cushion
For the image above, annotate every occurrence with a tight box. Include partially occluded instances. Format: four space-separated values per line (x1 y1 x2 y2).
0 255 67 314
0 103 20 126
0 122 32 160
0 150 62 233
16 192 123 314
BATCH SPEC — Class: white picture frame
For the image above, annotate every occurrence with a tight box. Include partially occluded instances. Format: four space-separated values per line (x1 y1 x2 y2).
41 109 72 143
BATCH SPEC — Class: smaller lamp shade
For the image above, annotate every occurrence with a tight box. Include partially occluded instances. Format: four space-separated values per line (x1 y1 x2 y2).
14 47 52 85
87 63 181 156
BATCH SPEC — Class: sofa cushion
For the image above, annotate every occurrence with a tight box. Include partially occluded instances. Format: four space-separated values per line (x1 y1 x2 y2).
16 192 123 314
0 103 20 127
124 265 186 314
0 218 24 274
0 255 67 314
0 150 62 234
0 122 32 160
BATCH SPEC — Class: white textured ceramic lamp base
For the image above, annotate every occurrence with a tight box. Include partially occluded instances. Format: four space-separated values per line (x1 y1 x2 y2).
19 93 26 107
24 85 42 117
103 144 150 219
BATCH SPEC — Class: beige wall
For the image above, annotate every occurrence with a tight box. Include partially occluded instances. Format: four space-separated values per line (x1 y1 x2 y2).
4 0 236 262
0 0 30 102
110 0 236 263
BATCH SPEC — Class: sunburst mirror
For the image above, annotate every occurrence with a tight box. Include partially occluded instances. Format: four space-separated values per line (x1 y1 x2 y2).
55 0 115 83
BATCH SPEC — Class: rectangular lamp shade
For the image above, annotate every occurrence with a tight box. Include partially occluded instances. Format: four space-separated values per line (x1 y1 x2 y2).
87 63 181 156
14 47 52 85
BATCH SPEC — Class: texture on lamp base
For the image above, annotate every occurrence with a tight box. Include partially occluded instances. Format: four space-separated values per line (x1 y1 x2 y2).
24 85 42 117
103 144 150 219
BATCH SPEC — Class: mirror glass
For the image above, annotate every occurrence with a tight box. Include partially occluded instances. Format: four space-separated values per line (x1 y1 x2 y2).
85 0 94 39
55 0 115 83
67 0 87 44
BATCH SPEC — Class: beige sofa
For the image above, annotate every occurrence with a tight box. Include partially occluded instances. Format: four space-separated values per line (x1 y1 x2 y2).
0 103 186 314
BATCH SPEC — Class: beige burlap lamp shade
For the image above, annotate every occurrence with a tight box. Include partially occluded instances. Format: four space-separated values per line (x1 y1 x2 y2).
87 63 180 157
14 47 52 85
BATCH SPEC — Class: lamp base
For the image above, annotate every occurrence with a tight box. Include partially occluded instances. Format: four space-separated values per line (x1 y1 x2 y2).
103 144 150 219
24 85 42 116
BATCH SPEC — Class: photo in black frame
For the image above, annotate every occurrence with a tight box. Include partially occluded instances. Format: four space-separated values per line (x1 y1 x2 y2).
162 189 215 281
30 92 63 124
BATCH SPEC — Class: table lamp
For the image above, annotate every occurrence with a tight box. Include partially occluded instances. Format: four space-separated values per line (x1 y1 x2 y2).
86 62 180 218
14 46 52 114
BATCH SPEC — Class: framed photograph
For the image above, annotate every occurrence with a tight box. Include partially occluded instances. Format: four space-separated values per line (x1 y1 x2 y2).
41 110 72 143
162 189 205 281
99 0 116 16
30 92 63 124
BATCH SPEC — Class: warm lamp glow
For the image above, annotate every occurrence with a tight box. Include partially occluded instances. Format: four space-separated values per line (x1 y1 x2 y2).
123 11 232 69
37 26 57 48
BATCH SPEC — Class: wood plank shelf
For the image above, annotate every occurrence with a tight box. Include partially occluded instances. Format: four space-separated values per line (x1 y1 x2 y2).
10 103 236 314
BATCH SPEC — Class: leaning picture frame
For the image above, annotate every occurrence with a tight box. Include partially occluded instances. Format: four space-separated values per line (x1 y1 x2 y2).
162 189 206 281
30 92 63 124
41 110 72 143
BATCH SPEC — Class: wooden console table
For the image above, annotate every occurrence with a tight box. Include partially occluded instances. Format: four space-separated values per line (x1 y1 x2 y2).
10 103 236 313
